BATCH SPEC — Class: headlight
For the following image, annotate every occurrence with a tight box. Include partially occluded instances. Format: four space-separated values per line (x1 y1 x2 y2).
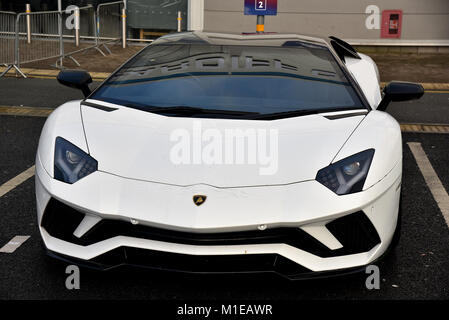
316 149 375 195
54 137 98 184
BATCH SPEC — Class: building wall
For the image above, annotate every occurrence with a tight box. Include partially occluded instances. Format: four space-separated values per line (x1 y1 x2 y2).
2 0 448 41
203 0 449 41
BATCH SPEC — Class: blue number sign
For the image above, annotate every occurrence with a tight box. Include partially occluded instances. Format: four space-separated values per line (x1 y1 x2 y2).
244 0 278 16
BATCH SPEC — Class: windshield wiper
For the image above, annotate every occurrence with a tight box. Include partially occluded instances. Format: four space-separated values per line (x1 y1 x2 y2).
119 102 362 120
129 105 260 117
248 107 363 120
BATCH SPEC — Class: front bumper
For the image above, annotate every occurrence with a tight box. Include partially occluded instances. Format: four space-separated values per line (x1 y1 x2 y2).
46 245 394 280
35 153 402 278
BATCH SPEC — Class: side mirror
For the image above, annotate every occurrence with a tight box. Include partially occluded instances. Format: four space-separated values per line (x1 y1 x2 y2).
377 81 424 111
57 70 92 98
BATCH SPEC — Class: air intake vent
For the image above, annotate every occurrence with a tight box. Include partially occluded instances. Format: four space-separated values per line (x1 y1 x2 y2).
42 199 380 258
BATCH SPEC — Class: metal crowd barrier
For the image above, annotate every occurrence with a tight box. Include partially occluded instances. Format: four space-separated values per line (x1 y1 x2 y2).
0 11 20 77
96 1 125 54
0 1 129 78
15 10 61 65
62 5 97 65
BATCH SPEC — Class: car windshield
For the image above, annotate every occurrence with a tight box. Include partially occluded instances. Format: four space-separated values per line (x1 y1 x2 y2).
91 42 365 119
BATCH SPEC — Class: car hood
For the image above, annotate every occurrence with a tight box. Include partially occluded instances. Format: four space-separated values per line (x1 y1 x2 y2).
81 100 366 187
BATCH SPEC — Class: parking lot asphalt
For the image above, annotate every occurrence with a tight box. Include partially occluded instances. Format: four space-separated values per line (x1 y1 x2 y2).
0 78 448 300
0 78 98 108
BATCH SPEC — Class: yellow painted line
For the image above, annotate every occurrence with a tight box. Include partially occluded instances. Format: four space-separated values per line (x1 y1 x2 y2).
421 83 449 91
423 90 449 94
400 123 449 133
0 105 54 117
0 67 108 81
381 82 449 91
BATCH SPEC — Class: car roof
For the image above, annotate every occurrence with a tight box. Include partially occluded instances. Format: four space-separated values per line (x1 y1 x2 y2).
152 31 330 48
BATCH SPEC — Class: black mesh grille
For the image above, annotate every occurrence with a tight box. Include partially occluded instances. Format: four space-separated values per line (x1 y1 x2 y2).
41 198 381 259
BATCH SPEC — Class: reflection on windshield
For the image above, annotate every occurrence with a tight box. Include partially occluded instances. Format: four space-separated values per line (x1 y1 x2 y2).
91 43 364 118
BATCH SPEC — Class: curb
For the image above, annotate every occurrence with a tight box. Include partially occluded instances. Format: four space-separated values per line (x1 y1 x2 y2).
0 105 53 117
380 82 449 91
0 67 110 82
1 67 449 90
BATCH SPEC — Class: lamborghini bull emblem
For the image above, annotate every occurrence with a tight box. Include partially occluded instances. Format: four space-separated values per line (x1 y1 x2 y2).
193 195 207 206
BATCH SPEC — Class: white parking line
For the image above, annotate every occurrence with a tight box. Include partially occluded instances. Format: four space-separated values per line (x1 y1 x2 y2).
408 142 449 227
0 236 30 253
0 166 35 198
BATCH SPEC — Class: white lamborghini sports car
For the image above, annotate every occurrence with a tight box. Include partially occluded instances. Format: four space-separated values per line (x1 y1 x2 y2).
35 32 423 279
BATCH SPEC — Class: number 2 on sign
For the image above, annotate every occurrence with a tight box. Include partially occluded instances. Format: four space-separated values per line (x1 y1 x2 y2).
256 0 266 10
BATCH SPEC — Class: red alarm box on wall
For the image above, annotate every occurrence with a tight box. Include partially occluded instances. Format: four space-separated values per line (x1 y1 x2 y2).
381 10 403 38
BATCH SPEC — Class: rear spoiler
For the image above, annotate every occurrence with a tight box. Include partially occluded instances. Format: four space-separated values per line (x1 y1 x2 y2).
329 36 361 62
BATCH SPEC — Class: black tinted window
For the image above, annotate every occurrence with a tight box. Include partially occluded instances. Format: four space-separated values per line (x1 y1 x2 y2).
91 43 364 118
